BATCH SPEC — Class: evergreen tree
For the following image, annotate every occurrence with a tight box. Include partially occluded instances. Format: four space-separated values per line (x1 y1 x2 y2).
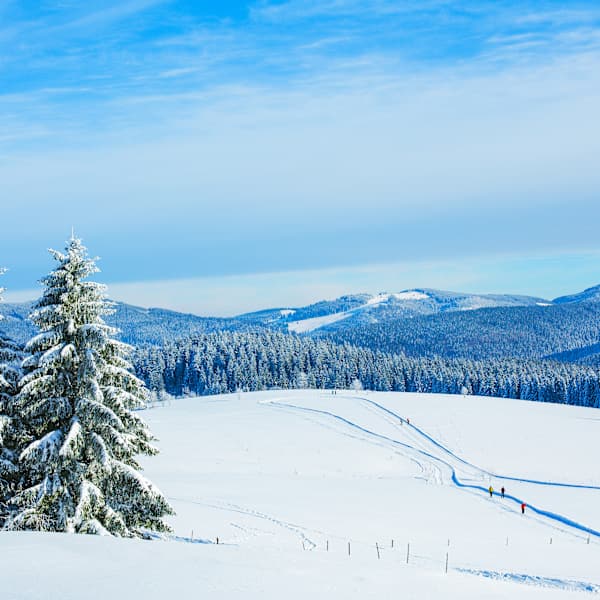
7 237 173 536
0 271 24 525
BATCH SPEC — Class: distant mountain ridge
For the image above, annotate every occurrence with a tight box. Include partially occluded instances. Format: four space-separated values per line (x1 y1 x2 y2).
2 285 600 364
237 288 551 333
0 301 251 346
553 284 600 305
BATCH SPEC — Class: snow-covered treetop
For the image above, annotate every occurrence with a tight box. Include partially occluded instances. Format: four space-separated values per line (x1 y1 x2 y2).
28 236 116 343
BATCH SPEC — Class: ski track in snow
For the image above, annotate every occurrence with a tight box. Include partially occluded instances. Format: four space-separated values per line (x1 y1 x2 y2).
147 532 215 545
355 396 600 539
169 497 317 550
362 396 600 491
455 568 600 594
264 396 600 540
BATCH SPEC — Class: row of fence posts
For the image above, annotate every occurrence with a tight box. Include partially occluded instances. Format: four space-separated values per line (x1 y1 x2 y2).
200 529 593 573
213 533 589 551
197 532 592 549
320 538 448 574
302 532 594 574
190 530 220 544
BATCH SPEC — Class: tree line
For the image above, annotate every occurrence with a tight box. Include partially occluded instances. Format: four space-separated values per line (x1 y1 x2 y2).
134 330 600 408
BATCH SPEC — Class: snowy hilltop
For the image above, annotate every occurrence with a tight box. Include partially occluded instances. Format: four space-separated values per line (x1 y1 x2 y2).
238 288 551 333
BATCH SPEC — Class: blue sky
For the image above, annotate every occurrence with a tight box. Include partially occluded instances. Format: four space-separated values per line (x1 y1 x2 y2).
1 0 600 315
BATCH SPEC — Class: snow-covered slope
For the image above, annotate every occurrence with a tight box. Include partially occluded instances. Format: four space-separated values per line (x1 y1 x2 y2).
287 293 394 333
287 309 357 333
3 390 599 599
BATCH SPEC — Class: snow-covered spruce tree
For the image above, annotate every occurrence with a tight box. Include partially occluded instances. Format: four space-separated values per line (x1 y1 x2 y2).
0 271 24 526
7 237 173 536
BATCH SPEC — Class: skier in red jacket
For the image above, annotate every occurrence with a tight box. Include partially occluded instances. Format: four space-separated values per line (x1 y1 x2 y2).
521 502 526 514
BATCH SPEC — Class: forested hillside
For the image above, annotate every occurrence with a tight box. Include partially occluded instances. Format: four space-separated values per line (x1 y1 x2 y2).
0 301 254 346
320 302 600 361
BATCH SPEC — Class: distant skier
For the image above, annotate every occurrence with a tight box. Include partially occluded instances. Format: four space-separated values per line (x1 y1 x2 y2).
488 485 493 498
407 418 410 425
501 486 505 498
521 502 526 515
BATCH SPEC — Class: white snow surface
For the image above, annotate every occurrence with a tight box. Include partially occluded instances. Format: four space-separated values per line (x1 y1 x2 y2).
366 292 391 304
392 291 430 300
287 310 355 333
2 390 600 599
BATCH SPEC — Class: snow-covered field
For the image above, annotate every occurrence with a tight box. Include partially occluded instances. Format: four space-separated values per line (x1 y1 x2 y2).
2 390 600 599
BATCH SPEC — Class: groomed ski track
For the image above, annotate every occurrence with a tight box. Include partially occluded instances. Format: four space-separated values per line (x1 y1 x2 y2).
363 396 600 491
263 394 600 540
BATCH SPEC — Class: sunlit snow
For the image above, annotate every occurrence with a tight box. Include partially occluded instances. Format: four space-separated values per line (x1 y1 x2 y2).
2 390 600 599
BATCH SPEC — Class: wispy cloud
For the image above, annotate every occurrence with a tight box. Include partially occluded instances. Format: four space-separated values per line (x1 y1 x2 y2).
3 0 600 141
515 8 600 26
54 0 168 31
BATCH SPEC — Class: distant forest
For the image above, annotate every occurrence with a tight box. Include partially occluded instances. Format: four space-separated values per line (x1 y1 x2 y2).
4 296 600 409
319 303 600 362
134 331 600 408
